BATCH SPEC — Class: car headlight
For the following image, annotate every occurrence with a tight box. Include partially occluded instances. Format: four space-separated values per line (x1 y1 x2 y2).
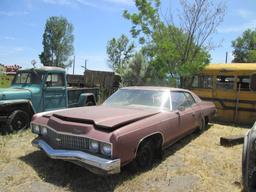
41 127 48 135
31 124 40 134
89 140 99 152
100 143 112 156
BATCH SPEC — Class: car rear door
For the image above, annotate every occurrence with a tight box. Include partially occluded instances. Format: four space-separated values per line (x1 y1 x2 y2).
171 91 196 133
184 92 201 129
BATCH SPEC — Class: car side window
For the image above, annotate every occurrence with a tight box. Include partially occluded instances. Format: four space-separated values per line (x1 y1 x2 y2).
184 92 196 106
46 73 65 87
171 91 189 110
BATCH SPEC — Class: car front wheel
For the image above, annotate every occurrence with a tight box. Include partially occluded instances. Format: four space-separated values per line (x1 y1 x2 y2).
135 140 155 170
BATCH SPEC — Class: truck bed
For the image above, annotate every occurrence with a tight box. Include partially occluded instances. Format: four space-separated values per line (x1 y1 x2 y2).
67 87 99 107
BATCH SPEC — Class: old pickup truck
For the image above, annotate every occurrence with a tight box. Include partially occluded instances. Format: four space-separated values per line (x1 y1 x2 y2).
0 66 98 133
31 86 216 174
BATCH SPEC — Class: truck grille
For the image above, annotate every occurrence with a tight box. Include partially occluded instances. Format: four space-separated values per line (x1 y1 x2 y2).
45 128 89 151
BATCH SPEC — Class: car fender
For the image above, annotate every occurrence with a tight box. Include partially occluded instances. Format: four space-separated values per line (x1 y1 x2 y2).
135 131 164 154
115 121 165 166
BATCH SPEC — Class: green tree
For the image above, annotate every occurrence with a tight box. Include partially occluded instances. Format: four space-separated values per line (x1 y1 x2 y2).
122 51 150 86
124 0 225 87
39 16 74 68
232 29 256 63
106 34 135 74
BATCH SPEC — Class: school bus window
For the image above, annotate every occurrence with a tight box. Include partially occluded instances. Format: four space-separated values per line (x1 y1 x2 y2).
216 76 234 90
192 75 212 88
250 74 256 91
192 76 199 88
237 76 250 91
202 76 213 88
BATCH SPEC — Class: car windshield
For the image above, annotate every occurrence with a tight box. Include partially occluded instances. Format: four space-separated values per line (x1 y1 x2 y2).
13 71 44 85
103 89 170 110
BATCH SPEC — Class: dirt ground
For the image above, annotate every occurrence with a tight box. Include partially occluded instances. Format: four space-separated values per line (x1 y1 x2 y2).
0 124 249 192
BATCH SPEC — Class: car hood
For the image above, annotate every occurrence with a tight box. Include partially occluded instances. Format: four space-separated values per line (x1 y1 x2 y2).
0 87 32 100
49 106 160 131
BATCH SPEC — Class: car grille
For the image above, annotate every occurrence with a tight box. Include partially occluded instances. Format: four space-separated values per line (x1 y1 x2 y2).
44 128 89 151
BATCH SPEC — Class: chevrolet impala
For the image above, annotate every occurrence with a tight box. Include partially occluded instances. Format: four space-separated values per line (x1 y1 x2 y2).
31 86 216 174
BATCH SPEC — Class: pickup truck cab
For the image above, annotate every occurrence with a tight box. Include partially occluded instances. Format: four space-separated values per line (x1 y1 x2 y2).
0 66 98 133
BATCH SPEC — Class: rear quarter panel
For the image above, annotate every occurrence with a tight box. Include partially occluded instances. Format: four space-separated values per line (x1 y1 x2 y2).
199 101 216 120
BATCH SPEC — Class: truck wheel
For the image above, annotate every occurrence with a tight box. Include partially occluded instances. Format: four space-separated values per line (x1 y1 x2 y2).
7 110 29 132
135 140 155 170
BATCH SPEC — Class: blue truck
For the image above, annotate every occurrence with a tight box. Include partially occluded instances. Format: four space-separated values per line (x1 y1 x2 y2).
0 66 99 133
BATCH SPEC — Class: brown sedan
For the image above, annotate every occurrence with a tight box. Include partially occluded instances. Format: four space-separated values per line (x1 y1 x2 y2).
31 86 216 174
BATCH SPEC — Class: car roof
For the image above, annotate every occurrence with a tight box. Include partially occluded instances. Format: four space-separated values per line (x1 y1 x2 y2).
121 86 189 92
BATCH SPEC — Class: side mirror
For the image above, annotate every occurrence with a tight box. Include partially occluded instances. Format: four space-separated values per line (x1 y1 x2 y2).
250 74 256 91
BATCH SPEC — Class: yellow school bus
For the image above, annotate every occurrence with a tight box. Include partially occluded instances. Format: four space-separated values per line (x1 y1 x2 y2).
191 63 256 125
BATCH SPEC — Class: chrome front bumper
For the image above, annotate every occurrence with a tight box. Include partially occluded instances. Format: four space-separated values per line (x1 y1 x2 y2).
32 138 121 175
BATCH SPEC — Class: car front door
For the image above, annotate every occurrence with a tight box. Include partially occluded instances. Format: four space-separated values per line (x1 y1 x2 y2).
43 72 67 111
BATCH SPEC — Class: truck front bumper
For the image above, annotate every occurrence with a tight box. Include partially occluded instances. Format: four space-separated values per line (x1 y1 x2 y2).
32 138 121 175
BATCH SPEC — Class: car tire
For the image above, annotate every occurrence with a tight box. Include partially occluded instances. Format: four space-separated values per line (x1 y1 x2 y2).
243 133 256 192
7 110 30 132
242 134 249 192
135 140 155 170
198 118 206 133
205 117 209 127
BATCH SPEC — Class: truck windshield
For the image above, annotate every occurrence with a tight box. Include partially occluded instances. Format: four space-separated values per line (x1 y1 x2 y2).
13 71 44 85
103 89 170 110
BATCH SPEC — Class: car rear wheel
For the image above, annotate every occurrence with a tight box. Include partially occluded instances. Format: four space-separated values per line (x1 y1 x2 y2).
7 110 30 132
198 118 206 133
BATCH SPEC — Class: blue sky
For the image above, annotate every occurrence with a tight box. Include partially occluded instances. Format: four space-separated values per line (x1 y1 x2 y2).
0 0 256 74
